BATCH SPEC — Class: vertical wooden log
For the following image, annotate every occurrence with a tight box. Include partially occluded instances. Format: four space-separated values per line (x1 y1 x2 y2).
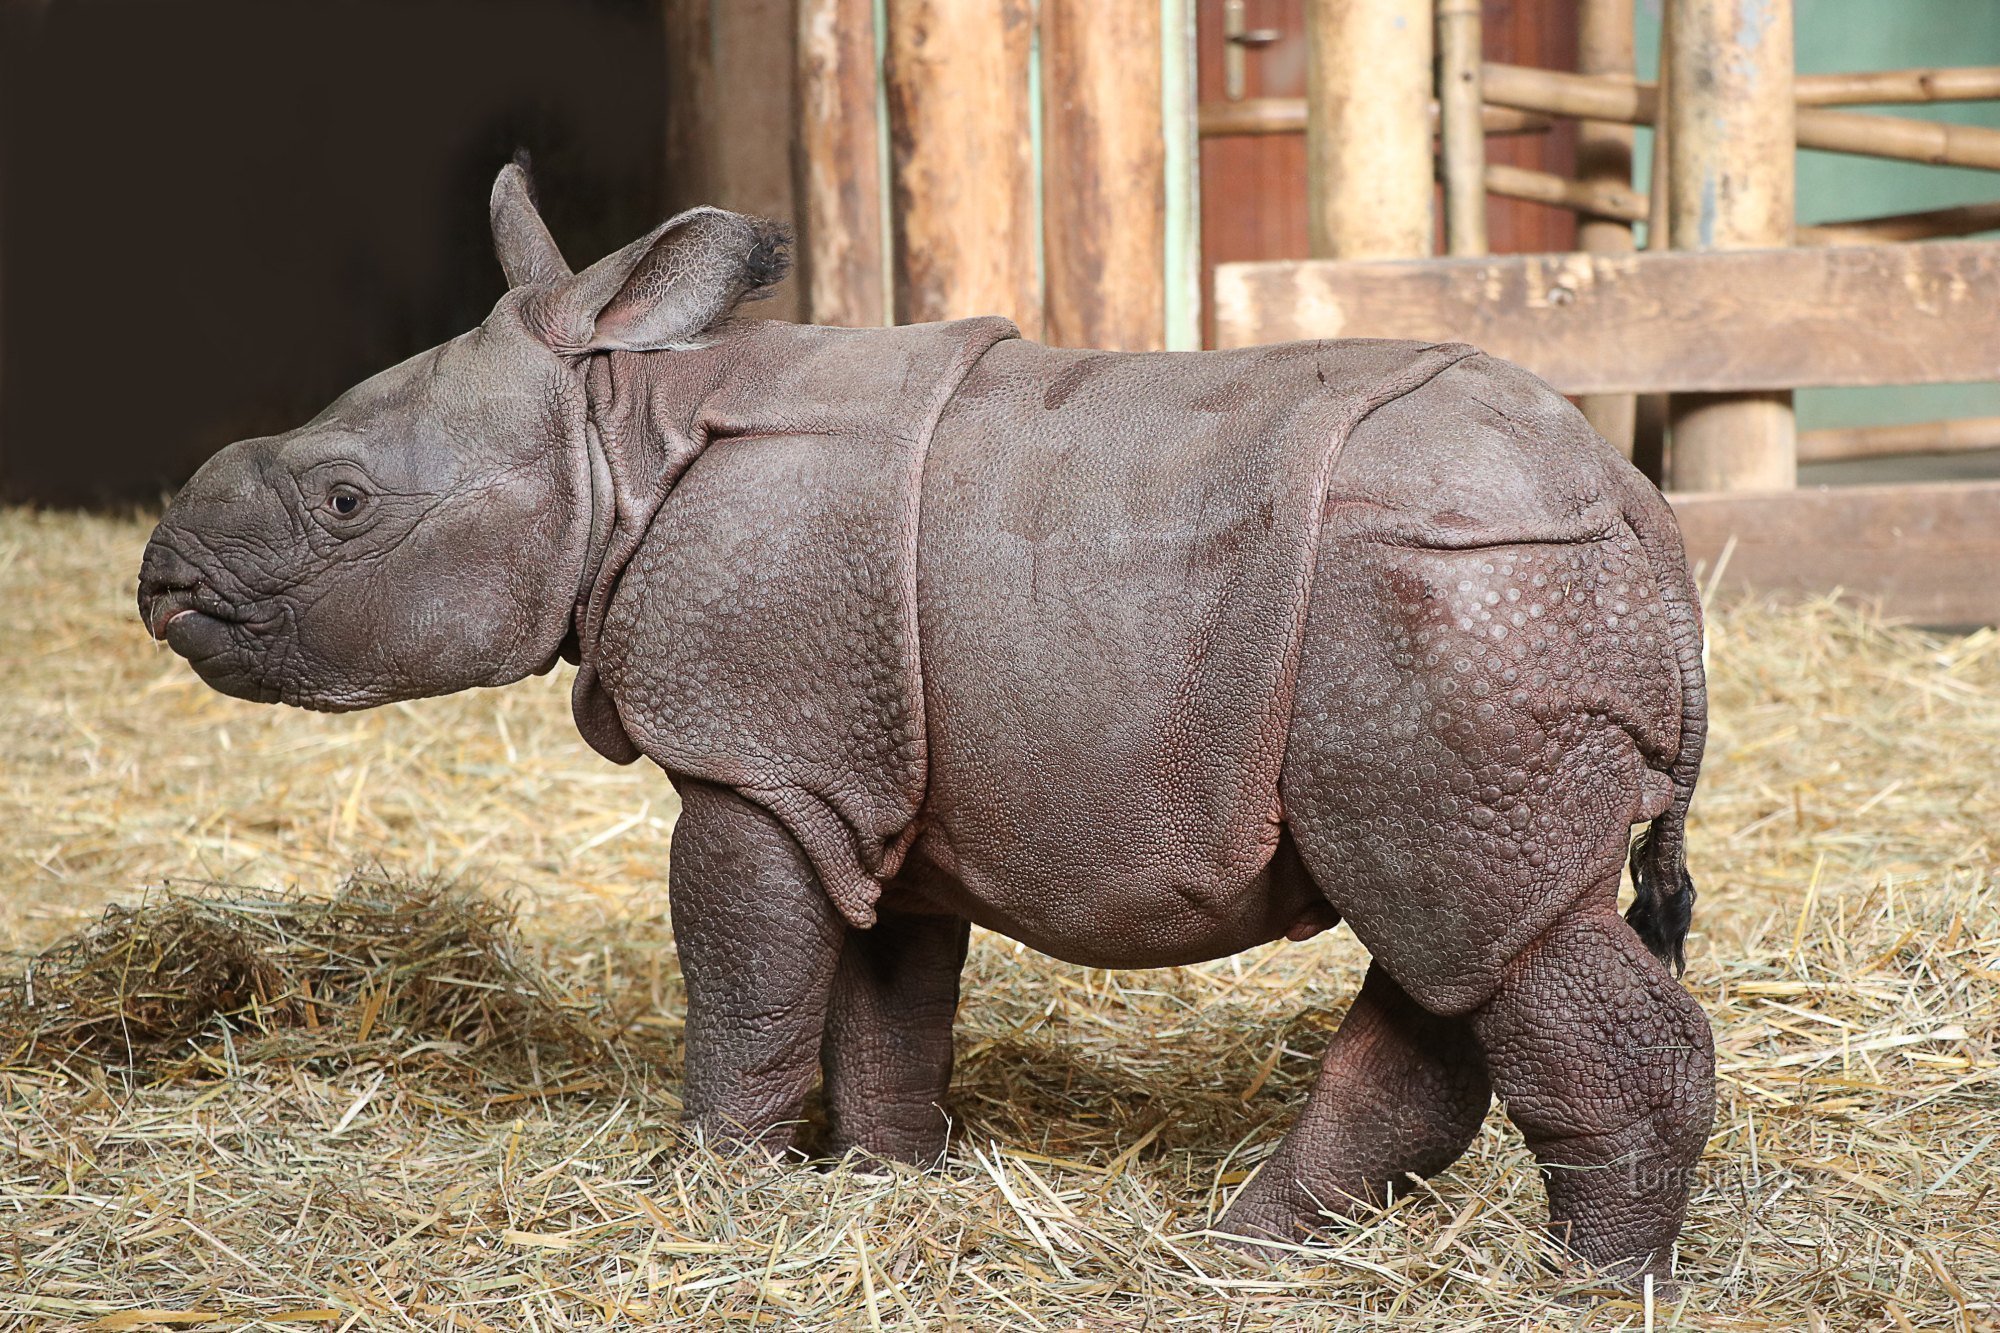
1630 6 1673 479
1306 0 1435 259
665 0 802 322
1042 0 1167 350
1162 0 1203 351
1666 0 1797 492
796 0 887 327
1576 0 1636 455
1436 0 1487 256
885 0 1041 336
661 1 718 204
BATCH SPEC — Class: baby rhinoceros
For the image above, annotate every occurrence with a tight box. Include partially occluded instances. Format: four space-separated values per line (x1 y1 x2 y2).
140 163 1714 1290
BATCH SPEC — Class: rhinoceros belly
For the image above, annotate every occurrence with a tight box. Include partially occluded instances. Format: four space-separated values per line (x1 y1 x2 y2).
907 337 1480 967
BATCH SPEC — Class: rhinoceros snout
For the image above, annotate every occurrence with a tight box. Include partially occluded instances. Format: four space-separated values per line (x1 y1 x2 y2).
137 540 205 640
137 538 244 647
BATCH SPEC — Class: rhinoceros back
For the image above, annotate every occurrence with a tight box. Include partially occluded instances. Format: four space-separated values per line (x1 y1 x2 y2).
913 337 1478 947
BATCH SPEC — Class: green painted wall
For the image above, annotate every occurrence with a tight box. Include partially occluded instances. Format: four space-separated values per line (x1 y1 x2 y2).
1634 0 2000 433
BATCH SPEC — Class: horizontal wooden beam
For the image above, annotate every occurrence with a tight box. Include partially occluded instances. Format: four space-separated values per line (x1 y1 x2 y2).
1197 97 1547 138
1482 63 2000 170
1669 480 2000 627
1213 240 2000 394
1799 415 2000 463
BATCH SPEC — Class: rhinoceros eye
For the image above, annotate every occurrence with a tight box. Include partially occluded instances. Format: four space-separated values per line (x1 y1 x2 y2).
327 486 365 518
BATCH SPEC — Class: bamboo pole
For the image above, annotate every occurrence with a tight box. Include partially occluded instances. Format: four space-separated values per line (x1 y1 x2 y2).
1797 106 2000 171
1482 63 1655 123
1483 62 2000 171
1803 200 2000 245
1486 63 2000 121
1576 0 1637 456
1795 66 2000 106
1306 0 1435 259
1042 0 1166 350
1667 0 1796 493
884 0 1040 335
1198 98 1547 137
795 0 887 327
1485 162 1647 222
1478 169 2000 246
1477 165 2000 254
1437 0 1487 256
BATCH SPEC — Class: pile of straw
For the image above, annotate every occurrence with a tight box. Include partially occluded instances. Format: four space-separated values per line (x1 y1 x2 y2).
2 507 1995 1330
0 875 612 1086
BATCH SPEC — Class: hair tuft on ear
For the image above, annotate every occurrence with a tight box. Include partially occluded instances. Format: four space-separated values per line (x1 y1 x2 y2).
739 220 793 303
528 206 795 353
511 147 541 207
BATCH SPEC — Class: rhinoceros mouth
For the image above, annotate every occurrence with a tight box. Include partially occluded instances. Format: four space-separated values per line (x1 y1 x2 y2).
143 584 243 642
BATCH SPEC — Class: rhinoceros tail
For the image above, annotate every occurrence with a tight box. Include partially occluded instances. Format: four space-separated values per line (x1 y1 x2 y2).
1627 818 1695 974
1619 482 1708 977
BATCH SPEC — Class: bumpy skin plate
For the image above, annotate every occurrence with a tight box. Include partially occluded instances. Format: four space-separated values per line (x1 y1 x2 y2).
587 318 1015 926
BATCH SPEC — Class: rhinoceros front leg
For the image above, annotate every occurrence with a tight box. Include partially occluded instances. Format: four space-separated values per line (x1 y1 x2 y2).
819 909 970 1166
668 779 845 1153
1217 961 1491 1246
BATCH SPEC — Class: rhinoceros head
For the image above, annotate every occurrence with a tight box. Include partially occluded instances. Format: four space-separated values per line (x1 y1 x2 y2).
138 162 787 710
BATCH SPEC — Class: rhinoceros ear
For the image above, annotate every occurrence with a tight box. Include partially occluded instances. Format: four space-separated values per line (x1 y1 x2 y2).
491 155 572 290
529 207 791 354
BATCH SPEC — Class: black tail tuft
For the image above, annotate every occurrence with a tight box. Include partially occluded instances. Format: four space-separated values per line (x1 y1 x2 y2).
1626 824 1696 975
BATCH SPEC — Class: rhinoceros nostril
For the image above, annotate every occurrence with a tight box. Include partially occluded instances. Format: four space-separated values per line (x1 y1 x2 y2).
137 542 211 640
141 586 200 640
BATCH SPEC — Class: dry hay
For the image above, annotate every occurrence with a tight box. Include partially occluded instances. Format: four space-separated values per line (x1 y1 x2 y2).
1 505 1996 1331
0 875 618 1087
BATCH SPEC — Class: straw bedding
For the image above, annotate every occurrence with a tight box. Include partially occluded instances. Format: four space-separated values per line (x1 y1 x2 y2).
1 506 1995 1330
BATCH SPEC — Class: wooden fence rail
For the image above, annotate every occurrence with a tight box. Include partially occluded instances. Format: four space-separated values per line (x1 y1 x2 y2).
1214 241 2000 395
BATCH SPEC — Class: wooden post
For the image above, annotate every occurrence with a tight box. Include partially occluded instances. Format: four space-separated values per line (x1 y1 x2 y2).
1666 0 1797 492
884 0 1040 336
1576 0 1636 455
664 0 802 322
795 0 887 327
1163 0 1203 352
1306 0 1435 259
1436 0 1487 256
1042 0 1167 350
1630 6 1672 479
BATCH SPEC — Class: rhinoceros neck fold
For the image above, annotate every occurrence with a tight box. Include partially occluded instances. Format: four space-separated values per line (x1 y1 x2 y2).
563 315 1020 854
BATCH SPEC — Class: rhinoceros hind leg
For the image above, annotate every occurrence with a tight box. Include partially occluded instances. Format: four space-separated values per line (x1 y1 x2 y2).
668 779 846 1153
819 909 971 1166
1470 903 1715 1288
1217 961 1490 1248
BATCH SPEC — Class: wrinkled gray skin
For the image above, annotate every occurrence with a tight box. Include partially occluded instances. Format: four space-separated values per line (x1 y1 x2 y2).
141 164 1714 1290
